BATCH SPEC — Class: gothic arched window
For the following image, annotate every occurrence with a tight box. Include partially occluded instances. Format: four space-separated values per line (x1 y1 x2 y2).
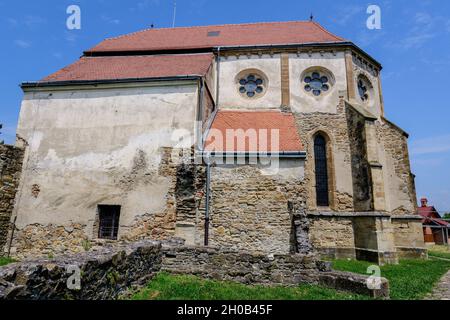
314 134 329 207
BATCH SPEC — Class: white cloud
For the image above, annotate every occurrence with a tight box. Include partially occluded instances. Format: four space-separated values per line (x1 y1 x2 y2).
414 12 432 25
130 0 160 12
410 134 450 155
331 5 364 26
64 31 78 43
14 39 31 48
101 14 120 25
23 15 47 28
398 33 435 49
6 17 18 27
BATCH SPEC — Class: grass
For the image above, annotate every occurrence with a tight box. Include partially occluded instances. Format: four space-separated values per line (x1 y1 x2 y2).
131 272 367 300
0 256 16 266
427 245 450 260
332 258 450 300
132 257 450 300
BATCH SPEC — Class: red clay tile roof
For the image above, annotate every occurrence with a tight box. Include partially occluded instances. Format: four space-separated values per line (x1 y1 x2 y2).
86 21 346 53
205 110 303 153
419 206 449 226
421 216 449 227
418 206 441 219
41 53 214 82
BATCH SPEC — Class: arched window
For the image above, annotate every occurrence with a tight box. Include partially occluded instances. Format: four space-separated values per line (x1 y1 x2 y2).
314 134 329 207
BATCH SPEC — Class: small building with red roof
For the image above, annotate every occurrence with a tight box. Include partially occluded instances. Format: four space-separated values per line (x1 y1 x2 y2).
418 198 449 245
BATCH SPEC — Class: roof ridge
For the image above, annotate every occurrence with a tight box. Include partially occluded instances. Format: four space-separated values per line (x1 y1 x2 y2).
81 52 214 59
219 109 283 113
101 20 320 42
310 21 346 42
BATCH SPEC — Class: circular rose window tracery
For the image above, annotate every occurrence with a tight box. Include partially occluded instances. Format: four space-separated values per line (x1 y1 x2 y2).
238 74 265 98
303 71 331 96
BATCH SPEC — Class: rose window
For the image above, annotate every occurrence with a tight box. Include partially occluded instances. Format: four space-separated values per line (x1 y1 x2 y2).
238 74 264 98
358 79 369 102
304 72 330 96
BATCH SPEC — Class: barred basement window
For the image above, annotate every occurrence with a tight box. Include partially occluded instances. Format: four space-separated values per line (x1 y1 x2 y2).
314 135 329 207
98 205 121 240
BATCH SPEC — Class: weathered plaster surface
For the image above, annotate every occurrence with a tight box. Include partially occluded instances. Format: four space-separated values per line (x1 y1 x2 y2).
218 54 281 110
289 52 347 114
12 83 199 256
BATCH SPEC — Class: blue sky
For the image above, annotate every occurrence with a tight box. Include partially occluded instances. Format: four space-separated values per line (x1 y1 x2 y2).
0 0 449 212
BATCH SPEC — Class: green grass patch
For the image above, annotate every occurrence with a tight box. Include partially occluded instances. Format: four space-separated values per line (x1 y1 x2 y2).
428 245 450 260
0 257 16 266
131 272 367 301
332 258 450 300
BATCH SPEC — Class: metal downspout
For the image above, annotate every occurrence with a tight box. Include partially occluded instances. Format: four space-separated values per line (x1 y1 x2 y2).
204 154 211 246
215 47 221 108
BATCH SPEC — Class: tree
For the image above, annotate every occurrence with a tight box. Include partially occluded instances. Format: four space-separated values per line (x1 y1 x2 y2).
443 213 450 220
0 123 3 144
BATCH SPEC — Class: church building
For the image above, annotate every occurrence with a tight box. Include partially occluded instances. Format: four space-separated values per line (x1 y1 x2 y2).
7 21 426 264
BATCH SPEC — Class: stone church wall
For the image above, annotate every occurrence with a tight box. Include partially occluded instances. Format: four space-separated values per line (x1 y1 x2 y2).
0 144 24 255
10 83 201 258
294 99 355 211
308 215 356 259
345 106 373 211
377 119 417 214
209 160 305 254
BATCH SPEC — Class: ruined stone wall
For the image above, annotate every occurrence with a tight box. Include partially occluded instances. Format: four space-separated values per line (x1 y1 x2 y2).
209 162 305 254
0 241 389 300
377 119 417 214
161 245 389 298
0 241 163 300
0 145 24 255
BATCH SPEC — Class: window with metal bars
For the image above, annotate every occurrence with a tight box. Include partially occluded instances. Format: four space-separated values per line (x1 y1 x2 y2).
98 205 121 240
314 135 329 207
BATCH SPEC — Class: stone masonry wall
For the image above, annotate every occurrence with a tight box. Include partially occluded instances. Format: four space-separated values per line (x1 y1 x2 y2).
377 120 417 214
308 215 355 257
0 241 162 300
0 241 389 300
0 144 24 255
294 100 354 212
345 107 373 211
160 246 389 298
10 147 205 259
209 164 305 254
391 217 427 258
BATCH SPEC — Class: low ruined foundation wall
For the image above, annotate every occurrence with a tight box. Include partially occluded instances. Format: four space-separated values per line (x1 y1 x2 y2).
0 241 389 300
160 246 388 298
161 246 324 285
0 241 163 300
0 144 24 255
